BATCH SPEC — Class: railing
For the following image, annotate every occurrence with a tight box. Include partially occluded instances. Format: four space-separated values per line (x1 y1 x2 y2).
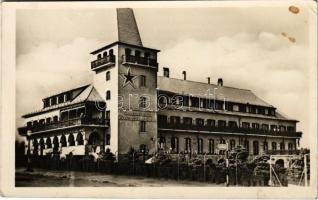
122 55 158 68
158 122 302 138
265 150 300 155
91 55 115 70
19 117 109 134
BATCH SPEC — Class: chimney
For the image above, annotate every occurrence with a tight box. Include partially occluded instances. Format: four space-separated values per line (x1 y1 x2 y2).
182 71 186 80
163 67 170 78
207 77 211 84
217 78 223 86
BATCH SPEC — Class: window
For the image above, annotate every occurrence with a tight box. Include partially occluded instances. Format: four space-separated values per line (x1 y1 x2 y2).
109 49 114 56
159 136 165 149
287 126 295 132
279 126 286 132
263 141 268 152
253 141 259 155
252 123 259 129
144 52 150 58
140 75 146 87
53 116 58 122
170 116 181 124
239 104 246 112
288 143 293 151
51 97 57 105
242 122 250 129
219 138 226 155
185 138 192 153
208 139 215 154
27 121 32 127
171 137 179 153
197 138 203 154
229 121 237 128
39 119 45 125
262 124 269 131
207 119 215 127
68 134 75 146
158 115 167 125
140 121 146 132
76 133 84 145
233 104 239 112
218 120 226 127
97 54 102 59
60 135 67 147
46 137 52 148
106 134 110 145
44 99 49 107
270 125 278 131
196 118 204 126
265 108 269 115
125 48 131 56
106 111 110 120
272 142 277 151
58 95 64 104
280 142 285 150
183 117 192 125
106 71 110 81
230 139 236 150
139 96 147 109
106 90 111 100
103 51 107 57
244 140 249 152
135 50 141 57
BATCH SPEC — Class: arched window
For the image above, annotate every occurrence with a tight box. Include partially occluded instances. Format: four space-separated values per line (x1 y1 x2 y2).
280 142 285 151
39 138 45 155
60 135 67 147
171 137 179 153
219 138 226 155
184 138 191 153
46 137 52 148
159 136 166 150
106 71 110 81
68 134 75 146
109 49 114 56
253 141 259 155
288 143 293 150
53 116 58 122
76 132 84 145
230 139 236 150
197 138 203 154
97 54 102 59
272 142 277 151
208 139 214 154
53 136 59 152
88 132 101 145
103 51 107 57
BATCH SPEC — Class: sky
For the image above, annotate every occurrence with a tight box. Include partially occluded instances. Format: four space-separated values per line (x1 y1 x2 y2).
16 6 314 147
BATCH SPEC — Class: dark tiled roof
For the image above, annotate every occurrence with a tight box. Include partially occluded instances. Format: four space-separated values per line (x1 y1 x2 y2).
158 76 272 107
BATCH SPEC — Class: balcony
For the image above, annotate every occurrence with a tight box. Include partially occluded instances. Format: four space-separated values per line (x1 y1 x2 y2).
265 150 301 155
122 55 158 68
18 117 109 135
91 55 115 70
158 122 302 138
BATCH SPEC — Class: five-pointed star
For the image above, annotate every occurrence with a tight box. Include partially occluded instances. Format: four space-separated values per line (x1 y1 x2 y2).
121 67 138 88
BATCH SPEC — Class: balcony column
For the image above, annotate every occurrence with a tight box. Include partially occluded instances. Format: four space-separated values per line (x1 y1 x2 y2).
73 132 78 145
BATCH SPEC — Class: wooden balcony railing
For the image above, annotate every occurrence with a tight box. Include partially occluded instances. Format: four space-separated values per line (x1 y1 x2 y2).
91 55 115 70
158 122 302 138
122 55 158 68
18 117 109 135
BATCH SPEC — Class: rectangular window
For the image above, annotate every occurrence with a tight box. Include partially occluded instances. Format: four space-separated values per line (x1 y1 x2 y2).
106 111 110 120
233 104 239 112
106 134 110 145
170 116 181 124
46 118 51 124
158 115 167 125
207 119 215 127
183 117 192 125
140 121 146 132
242 122 250 128
262 124 269 131
196 118 204 126
252 123 260 129
140 75 146 87
279 125 286 132
270 125 278 131
265 108 269 115
58 95 64 104
51 97 57 105
229 121 237 128
287 126 295 132
239 104 246 112
106 71 110 81
106 90 111 100
218 120 226 127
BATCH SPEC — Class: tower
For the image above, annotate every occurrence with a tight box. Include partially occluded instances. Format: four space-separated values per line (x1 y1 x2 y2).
90 8 159 157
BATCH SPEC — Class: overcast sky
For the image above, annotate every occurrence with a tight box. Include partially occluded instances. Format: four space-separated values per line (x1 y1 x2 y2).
16 7 313 146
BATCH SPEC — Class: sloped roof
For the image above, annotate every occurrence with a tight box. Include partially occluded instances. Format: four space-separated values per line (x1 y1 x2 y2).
22 85 105 118
158 76 272 107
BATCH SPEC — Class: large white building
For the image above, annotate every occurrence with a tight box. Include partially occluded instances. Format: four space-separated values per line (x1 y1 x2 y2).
18 8 302 159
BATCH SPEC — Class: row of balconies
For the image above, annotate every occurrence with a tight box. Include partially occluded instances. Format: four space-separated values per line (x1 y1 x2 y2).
158 122 302 138
90 55 158 70
18 117 109 135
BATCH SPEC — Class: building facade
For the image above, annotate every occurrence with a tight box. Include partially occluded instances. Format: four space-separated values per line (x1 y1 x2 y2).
18 8 302 159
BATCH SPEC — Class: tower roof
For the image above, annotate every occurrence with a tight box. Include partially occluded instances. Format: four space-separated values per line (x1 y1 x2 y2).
116 8 143 46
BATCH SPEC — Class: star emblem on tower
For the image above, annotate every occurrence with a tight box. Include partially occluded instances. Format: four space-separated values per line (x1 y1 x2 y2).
121 67 138 88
